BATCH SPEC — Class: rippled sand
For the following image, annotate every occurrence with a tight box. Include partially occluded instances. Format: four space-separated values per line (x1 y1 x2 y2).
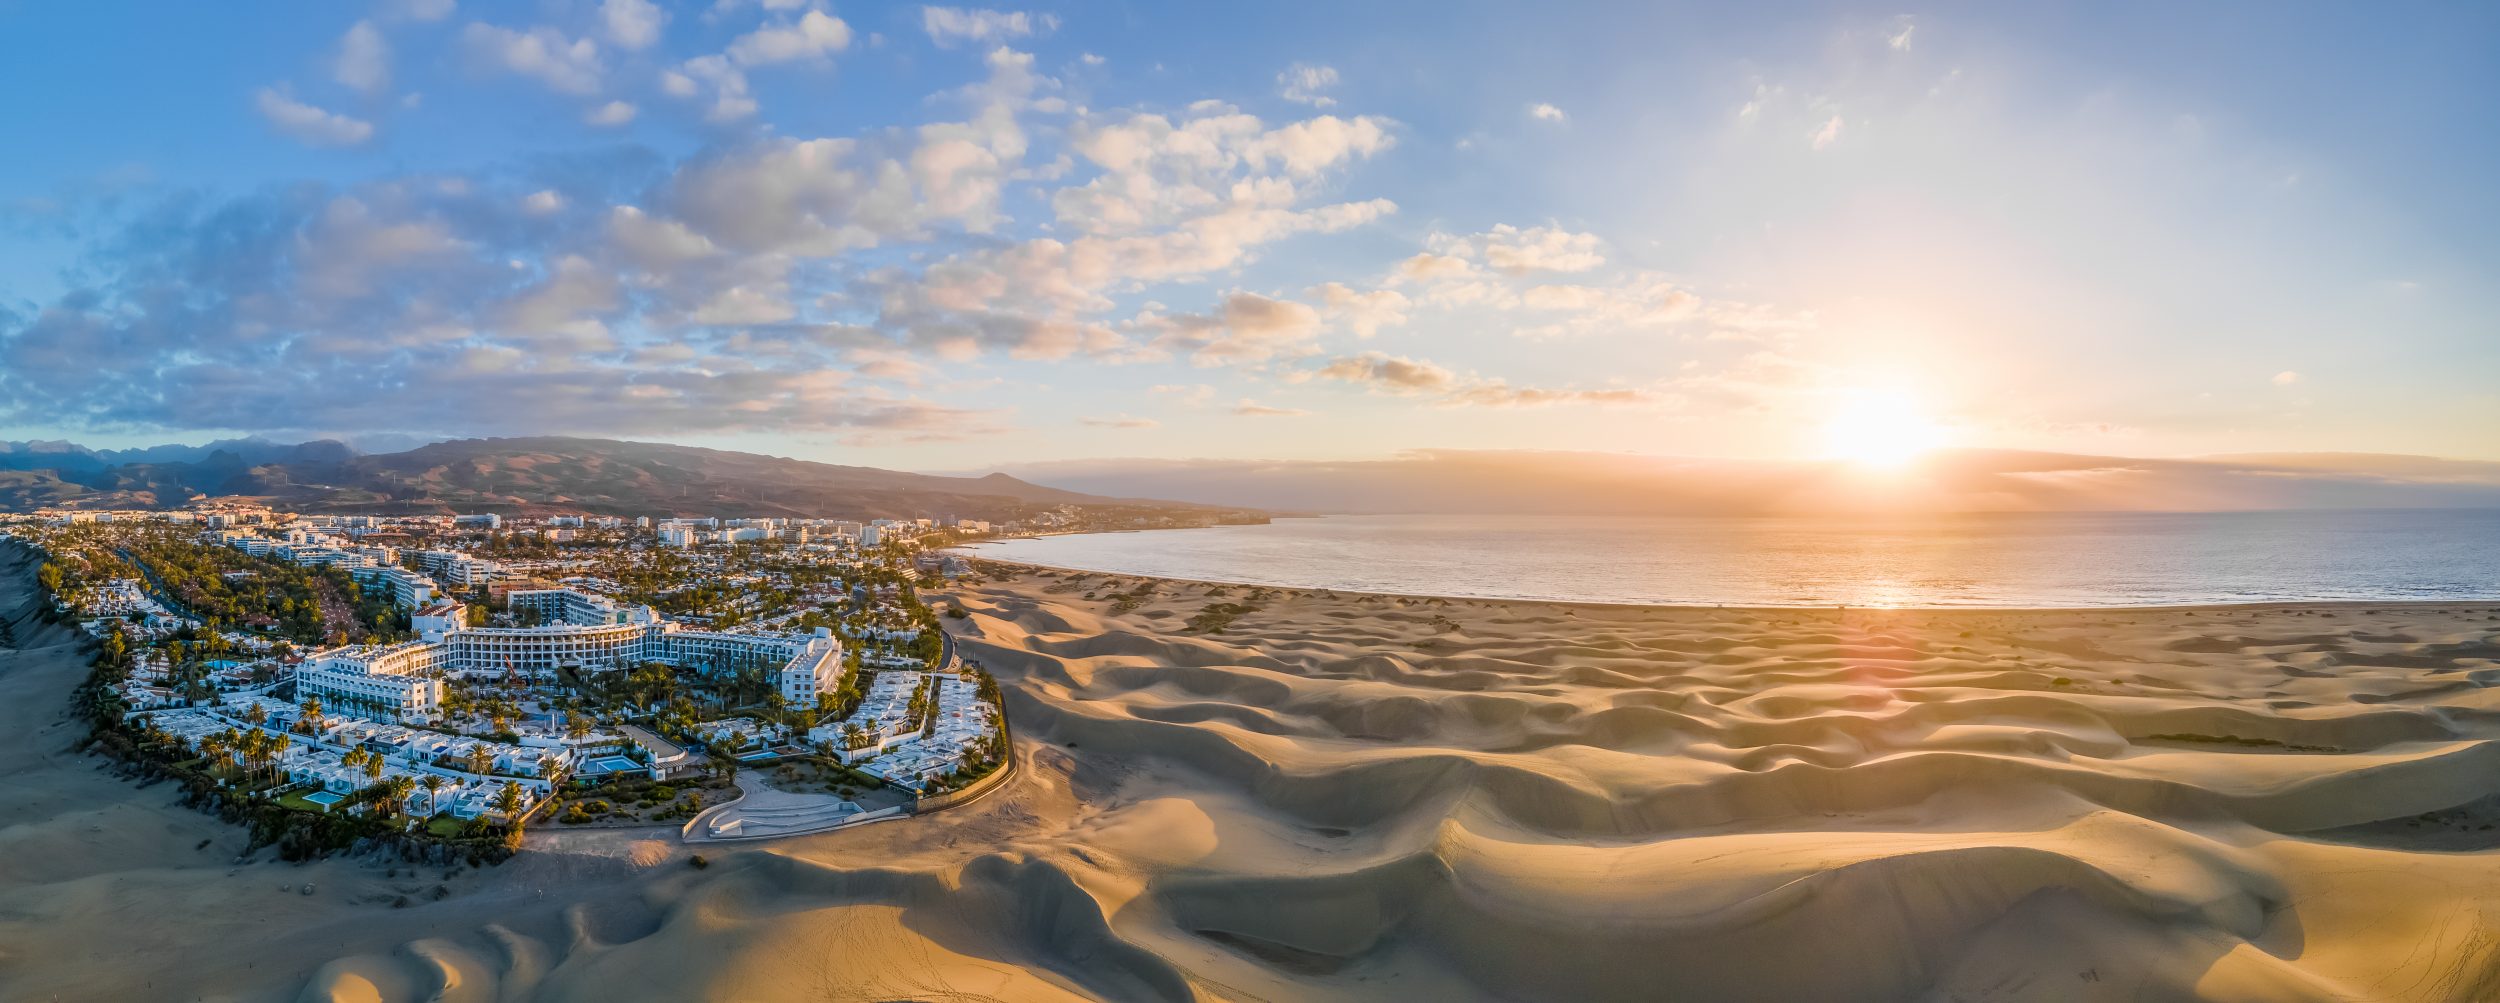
6 552 2500 1001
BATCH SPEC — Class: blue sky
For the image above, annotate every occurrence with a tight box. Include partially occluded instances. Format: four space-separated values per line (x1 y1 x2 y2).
1 0 2493 469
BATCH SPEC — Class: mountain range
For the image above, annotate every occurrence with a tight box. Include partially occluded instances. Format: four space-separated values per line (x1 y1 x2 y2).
0 437 1233 521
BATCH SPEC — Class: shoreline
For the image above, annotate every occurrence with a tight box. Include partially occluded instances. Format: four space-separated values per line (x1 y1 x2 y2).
955 552 2500 616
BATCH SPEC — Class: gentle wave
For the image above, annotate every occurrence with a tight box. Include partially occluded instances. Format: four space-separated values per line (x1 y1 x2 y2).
962 510 2500 607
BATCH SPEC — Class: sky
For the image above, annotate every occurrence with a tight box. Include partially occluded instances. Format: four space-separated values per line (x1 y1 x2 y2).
0 0 2493 471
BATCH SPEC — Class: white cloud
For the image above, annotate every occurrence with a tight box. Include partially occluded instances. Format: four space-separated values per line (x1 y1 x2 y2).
334 20 391 93
1080 413 1157 429
1051 110 1395 239
1440 381 1655 408
921 7 1057 48
1234 399 1309 417
585 100 638 126
462 23 603 95
1811 114 1844 151
1079 52 1105 66
601 0 667 51
1311 282 1409 337
1311 352 1455 394
254 88 375 147
1151 383 1215 407
1430 224 1606 275
1396 252 1477 282
2273 370 2301 386
728 10 852 65
1529 102 1567 122
1141 291 1325 366
1278 63 1339 107
522 190 566 215
1889 17 1916 51
668 56 755 121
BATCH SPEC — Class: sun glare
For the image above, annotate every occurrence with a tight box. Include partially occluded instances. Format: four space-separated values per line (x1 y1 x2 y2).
1820 389 1948 468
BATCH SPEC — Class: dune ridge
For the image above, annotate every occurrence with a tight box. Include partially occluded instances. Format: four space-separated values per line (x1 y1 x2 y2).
4 551 2500 1000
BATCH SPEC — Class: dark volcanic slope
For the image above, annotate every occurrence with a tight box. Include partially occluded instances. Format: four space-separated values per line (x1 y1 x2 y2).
0 436 1222 520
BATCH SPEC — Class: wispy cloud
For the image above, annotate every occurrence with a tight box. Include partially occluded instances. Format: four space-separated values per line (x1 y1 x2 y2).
1234 400 1310 417
1278 63 1340 107
921 7 1056 48
255 89 374 147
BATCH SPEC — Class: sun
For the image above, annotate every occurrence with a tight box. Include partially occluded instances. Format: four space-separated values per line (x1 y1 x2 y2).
1819 388 1949 467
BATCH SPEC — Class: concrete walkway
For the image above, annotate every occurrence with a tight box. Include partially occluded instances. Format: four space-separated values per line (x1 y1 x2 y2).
681 772 901 842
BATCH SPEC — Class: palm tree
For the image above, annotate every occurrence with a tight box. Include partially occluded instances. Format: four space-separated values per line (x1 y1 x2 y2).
235 730 265 788
268 733 292 784
466 745 493 777
493 780 524 821
421 775 444 817
362 752 384 783
378 776 416 819
242 702 267 727
299 694 324 734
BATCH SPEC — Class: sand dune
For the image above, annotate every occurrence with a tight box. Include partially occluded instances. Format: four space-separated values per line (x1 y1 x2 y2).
5 552 2500 1001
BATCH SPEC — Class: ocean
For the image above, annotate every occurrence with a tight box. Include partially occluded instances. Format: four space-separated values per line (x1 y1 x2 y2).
960 510 2500 607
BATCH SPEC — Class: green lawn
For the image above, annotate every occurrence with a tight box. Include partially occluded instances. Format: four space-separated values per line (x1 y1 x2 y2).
274 788 334 812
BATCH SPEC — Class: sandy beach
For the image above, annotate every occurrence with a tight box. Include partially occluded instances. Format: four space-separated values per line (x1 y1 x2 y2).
6 551 2500 1001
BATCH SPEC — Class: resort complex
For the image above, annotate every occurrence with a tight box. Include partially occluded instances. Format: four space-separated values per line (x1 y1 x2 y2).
3 506 1017 858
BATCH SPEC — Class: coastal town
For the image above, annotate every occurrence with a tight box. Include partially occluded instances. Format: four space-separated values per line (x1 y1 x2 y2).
0 505 1032 860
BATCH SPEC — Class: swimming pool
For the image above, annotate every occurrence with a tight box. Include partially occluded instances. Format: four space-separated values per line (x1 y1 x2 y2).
302 790 344 808
582 755 643 775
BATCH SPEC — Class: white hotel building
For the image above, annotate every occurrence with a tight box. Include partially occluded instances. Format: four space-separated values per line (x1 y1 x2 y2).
299 588 844 721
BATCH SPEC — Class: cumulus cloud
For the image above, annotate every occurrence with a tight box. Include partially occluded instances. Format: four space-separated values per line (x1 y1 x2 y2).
2273 370 2301 386
461 22 602 95
584 100 638 126
665 56 756 121
1142 292 1325 365
1396 252 1477 282
1311 352 1455 393
1278 63 1339 107
1529 102 1567 122
1053 111 1394 235
727 10 851 65
921 7 1056 47
600 0 667 50
334 20 391 93
6 43 1428 444
1424 224 1605 275
255 88 375 147
1310 282 1410 336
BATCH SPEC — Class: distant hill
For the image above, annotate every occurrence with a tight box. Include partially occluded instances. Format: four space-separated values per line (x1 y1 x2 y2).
0 436 1239 521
